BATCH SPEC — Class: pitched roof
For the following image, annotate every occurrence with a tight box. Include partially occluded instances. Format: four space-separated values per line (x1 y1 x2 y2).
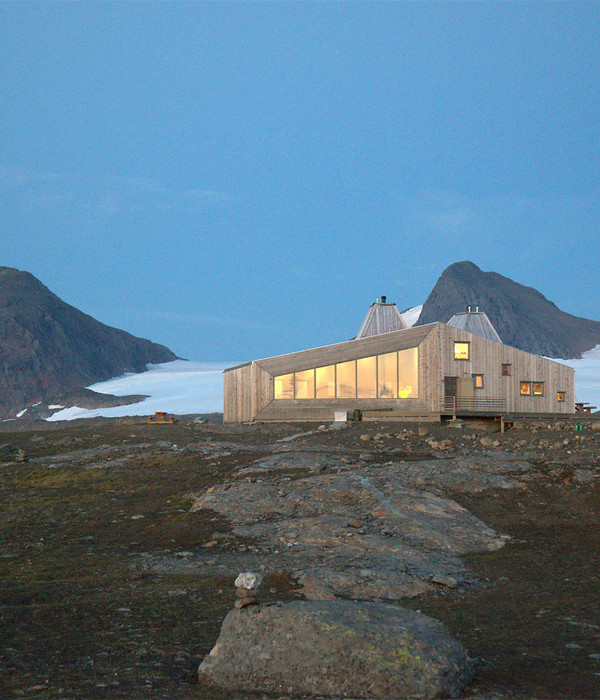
356 299 407 339
447 308 502 343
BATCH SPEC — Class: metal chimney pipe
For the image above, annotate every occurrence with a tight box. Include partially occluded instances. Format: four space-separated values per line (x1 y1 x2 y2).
381 295 387 303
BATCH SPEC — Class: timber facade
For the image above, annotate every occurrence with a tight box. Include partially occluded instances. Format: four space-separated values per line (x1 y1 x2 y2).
223 322 574 423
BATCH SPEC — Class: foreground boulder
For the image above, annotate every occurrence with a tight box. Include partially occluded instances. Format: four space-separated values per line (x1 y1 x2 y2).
199 599 474 698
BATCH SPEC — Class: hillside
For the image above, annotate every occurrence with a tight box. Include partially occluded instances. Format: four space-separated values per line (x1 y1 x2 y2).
416 261 600 358
0 266 177 418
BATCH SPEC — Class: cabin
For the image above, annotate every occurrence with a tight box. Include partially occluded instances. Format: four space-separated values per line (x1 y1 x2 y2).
223 302 574 423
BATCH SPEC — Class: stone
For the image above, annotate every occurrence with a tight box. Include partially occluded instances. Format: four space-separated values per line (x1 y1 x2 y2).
199 599 474 698
236 587 257 598
235 572 263 590
431 573 458 588
234 597 258 609
359 434 371 441
15 449 29 463
418 426 429 436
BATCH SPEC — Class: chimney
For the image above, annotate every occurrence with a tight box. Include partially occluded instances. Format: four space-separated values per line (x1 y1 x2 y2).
467 306 471 313
381 295 387 303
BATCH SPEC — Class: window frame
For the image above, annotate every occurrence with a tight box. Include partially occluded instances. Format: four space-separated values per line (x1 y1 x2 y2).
473 374 484 390
532 381 545 397
501 363 512 376
557 391 566 402
454 341 470 361
520 381 532 397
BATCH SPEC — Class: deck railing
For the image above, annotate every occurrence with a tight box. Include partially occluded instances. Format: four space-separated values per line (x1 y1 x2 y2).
441 396 506 414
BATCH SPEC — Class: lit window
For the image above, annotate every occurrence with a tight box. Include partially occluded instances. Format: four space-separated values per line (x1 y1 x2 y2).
398 347 418 398
377 352 398 398
315 365 335 398
454 342 470 360
274 373 294 399
501 364 512 376
557 391 566 402
473 374 484 389
295 369 315 399
520 382 531 396
533 382 545 396
336 361 356 398
357 356 377 398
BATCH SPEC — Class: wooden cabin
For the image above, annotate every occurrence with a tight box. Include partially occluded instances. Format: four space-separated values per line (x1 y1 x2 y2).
223 322 574 423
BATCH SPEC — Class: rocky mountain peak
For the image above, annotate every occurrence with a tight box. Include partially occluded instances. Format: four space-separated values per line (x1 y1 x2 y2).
416 261 600 359
0 266 177 418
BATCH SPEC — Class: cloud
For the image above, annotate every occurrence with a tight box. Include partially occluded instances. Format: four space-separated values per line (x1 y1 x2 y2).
0 164 233 217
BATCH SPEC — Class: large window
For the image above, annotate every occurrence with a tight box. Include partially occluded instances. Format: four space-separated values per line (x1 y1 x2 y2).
336 361 356 398
357 356 377 398
378 352 398 398
315 365 335 398
273 347 419 400
295 369 314 399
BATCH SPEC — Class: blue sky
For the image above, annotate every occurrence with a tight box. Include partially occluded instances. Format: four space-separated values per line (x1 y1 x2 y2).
1 2 599 361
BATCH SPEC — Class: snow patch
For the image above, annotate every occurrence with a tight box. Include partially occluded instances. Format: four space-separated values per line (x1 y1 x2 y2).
47 360 235 421
557 344 600 408
48 405 65 410
400 304 423 328
16 408 27 418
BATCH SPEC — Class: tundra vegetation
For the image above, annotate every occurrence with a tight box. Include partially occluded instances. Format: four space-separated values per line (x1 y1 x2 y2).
1 416 599 698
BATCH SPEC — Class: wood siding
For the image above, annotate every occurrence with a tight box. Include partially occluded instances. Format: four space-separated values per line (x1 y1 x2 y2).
223 323 575 422
438 325 574 414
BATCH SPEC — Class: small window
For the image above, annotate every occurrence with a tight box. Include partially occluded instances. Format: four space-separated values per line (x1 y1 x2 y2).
520 381 532 396
557 391 566 402
501 363 512 376
473 374 484 389
454 342 470 360
533 382 545 396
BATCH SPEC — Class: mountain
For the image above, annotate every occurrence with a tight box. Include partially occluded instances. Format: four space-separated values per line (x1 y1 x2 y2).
0 266 177 418
416 261 600 359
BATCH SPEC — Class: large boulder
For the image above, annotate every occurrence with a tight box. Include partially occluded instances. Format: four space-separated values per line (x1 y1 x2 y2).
199 599 474 698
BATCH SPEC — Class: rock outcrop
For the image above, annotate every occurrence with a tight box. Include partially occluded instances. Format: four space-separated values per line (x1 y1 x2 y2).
0 266 177 418
416 261 600 358
199 599 474 698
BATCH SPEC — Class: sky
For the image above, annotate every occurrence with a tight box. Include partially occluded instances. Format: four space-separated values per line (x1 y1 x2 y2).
1 2 599 362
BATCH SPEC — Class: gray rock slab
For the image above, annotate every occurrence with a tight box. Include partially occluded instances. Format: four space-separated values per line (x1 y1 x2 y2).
199 599 474 698
191 466 507 599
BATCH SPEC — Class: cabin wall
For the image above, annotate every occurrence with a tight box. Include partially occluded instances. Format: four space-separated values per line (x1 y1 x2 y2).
438 325 574 414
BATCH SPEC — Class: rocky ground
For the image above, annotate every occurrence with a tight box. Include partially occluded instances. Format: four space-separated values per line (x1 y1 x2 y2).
1 415 599 698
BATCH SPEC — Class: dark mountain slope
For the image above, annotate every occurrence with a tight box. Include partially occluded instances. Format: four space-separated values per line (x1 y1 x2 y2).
416 261 600 359
0 266 177 417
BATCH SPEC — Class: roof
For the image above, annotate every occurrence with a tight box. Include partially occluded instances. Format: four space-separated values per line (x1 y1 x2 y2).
356 300 407 339
447 308 502 343
224 323 437 375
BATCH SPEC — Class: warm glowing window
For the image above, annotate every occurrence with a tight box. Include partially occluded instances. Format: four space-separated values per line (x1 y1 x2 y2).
377 352 398 398
454 342 470 360
274 373 294 399
501 364 512 376
557 391 566 402
398 347 418 398
274 347 419 401
357 356 377 398
295 369 315 399
520 381 532 396
315 365 335 398
473 374 484 389
533 382 545 396
336 361 356 398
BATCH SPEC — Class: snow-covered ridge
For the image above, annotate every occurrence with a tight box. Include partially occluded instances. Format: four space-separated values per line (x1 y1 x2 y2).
400 304 423 328
47 360 234 421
